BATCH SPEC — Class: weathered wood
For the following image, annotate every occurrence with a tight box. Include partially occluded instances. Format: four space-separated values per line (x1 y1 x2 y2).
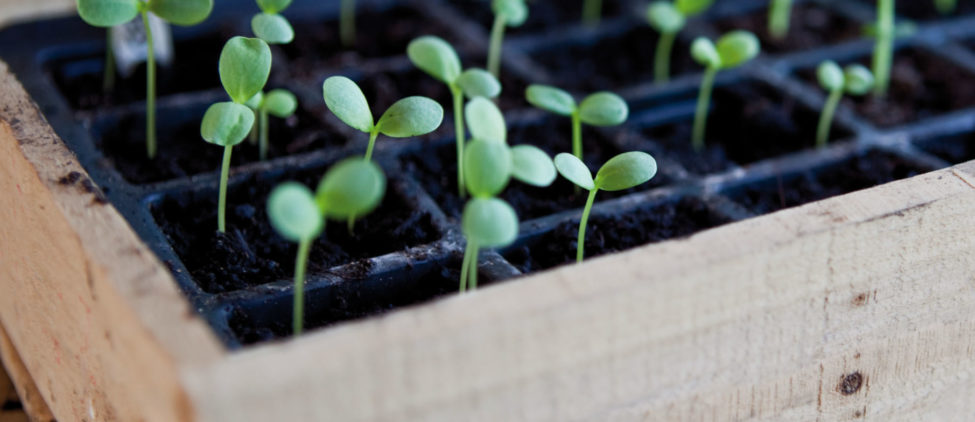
0 0 74 29
0 324 54 422
0 359 13 403
2 47 975 421
0 60 222 421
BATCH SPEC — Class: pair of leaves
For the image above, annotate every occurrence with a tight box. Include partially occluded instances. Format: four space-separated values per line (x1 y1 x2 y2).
525 85 629 127
323 76 444 138
77 0 213 27
463 98 556 197
246 89 299 118
462 197 519 248
817 61 875 96
407 36 501 99
493 0 528 27
646 0 712 33
268 159 386 242
252 0 294 44
555 152 657 192
691 30 760 69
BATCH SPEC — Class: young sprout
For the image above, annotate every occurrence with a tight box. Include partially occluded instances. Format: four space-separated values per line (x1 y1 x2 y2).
872 0 894 97
936 0 956 14
408 36 501 196
554 152 657 262
526 84 628 161
690 30 760 151
201 37 272 233
77 0 214 159
646 0 714 84
322 75 442 230
341 0 357 47
268 158 386 335
815 61 873 148
768 0 793 40
583 0 602 26
459 97 556 291
488 0 528 78
252 0 294 45
244 89 298 160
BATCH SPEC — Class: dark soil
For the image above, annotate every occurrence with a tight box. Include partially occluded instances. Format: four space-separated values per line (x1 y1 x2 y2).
447 0 626 35
800 48 975 128
47 31 229 110
530 25 697 91
504 196 732 273
281 5 473 80
641 81 851 175
727 149 933 215
151 166 442 293
229 258 482 344
404 117 668 220
95 103 339 184
712 4 862 55
915 133 975 164
853 0 975 21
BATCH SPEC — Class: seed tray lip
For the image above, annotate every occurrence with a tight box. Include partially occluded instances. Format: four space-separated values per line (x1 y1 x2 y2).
4 0 975 348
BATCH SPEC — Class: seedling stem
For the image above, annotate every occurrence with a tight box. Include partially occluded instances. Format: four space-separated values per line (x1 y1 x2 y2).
292 236 311 335
488 14 506 77
364 130 379 162
103 28 115 92
217 145 232 233
816 89 842 148
341 0 356 47
655 31 676 83
460 241 480 292
692 67 717 151
571 111 583 160
259 109 270 160
583 0 603 26
769 0 792 40
452 85 466 196
873 0 894 97
577 189 597 262
142 10 157 159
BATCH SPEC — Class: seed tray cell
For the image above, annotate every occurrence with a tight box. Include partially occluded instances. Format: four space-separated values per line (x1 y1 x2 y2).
3 0 975 348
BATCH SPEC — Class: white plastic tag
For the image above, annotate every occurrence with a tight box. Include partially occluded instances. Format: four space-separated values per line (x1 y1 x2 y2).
110 13 174 78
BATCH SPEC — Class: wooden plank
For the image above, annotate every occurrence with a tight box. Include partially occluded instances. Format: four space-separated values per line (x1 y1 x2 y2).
182 164 975 421
0 60 223 421
0 0 74 29
0 324 54 422
0 412 30 422
0 360 12 404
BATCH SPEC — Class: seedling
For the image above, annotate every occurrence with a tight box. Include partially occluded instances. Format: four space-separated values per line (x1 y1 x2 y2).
252 0 294 45
554 152 657 262
488 0 528 78
341 0 357 47
936 0 956 14
583 0 602 26
201 36 272 233
768 0 792 40
873 0 894 97
408 35 501 196
267 158 386 335
525 84 628 161
77 0 214 159
815 61 873 148
646 0 714 84
459 97 556 291
690 30 760 151
245 89 298 160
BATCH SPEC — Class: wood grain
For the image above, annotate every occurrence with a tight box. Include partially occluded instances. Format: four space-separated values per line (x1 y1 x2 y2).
0 324 54 422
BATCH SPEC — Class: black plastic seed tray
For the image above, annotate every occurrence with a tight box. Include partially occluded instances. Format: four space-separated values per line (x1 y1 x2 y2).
2 0 975 348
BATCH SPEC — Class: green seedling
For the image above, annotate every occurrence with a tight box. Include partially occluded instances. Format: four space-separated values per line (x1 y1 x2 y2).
104 28 115 92
554 152 657 262
690 30 760 151
408 35 501 197
268 158 386 335
646 0 714 84
583 0 602 26
525 84 628 161
201 37 272 233
341 0 357 46
873 0 894 97
322 75 442 230
252 0 294 44
459 97 556 291
244 89 298 160
768 0 792 40
488 0 528 78
936 0 956 14
815 61 873 148
77 0 214 159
